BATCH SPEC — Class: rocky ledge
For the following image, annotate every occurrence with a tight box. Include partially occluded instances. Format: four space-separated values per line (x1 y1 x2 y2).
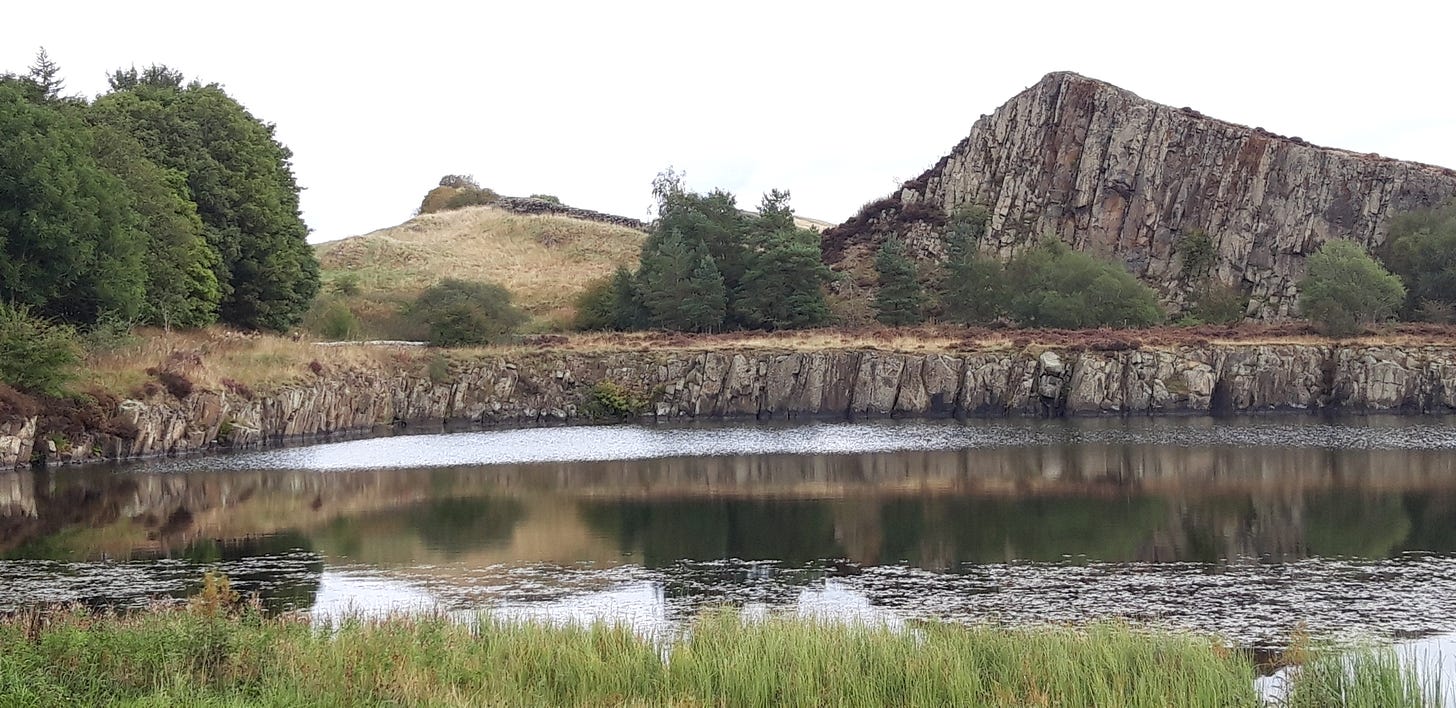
3 343 1454 468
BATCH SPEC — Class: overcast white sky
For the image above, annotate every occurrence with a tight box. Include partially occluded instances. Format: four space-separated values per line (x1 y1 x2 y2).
7 1 1454 243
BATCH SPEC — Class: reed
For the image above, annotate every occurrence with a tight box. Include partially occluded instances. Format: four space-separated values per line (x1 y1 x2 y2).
0 605 1436 707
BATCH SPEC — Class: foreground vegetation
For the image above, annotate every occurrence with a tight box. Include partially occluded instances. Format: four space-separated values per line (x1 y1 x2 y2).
1 600 1432 707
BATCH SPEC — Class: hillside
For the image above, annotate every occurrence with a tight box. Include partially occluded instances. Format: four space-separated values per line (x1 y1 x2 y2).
825 71 1456 320
313 205 646 332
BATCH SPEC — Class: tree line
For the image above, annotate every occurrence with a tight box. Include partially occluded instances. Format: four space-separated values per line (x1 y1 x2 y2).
0 49 319 333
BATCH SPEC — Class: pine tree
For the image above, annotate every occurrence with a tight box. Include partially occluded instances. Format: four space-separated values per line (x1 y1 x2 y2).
942 251 1007 325
873 238 925 326
738 227 831 330
26 48 63 100
680 254 727 333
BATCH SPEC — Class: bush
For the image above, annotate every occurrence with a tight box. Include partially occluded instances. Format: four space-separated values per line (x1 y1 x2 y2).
529 194 562 205
1300 240 1405 336
315 300 362 341
584 381 647 420
573 277 617 331
1186 284 1248 325
1381 202 1456 317
0 303 80 396
409 278 526 346
1005 237 1164 328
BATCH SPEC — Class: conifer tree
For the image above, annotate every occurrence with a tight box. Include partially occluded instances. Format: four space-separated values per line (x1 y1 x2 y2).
873 238 925 326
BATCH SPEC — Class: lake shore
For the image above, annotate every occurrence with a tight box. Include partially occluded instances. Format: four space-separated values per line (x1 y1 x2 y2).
1 599 1431 707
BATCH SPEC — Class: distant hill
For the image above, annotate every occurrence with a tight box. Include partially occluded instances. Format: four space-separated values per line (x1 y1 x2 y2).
313 205 645 331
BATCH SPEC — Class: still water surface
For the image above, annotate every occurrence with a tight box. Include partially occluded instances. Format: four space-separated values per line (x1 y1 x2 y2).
5 417 1456 649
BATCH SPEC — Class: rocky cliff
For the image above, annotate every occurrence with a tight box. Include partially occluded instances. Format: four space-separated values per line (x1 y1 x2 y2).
3 343 1456 468
823 72 1456 318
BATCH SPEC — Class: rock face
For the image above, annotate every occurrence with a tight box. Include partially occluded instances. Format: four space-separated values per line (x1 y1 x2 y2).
822 72 1456 318
3 343 1456 468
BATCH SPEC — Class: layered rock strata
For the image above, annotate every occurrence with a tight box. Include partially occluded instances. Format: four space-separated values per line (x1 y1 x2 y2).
823 72 1456 318
3 343 1455 468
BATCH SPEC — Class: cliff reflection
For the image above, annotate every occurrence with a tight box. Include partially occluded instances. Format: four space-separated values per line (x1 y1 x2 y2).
5 440 1456 571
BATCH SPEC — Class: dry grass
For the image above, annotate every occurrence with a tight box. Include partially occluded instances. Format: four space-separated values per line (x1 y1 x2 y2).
83 328 426 398
74 322 1456 399
314 205 646 326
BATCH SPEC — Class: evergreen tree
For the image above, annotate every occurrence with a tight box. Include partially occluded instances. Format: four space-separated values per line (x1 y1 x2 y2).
1381 203 1456 320
91 72 319 331
738 194 832 330
679 254 727 333
651 170 751 325
610 266 646 330
873 238 925 326
25 48 63 100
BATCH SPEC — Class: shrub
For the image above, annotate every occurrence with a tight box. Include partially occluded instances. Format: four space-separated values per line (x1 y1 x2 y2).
156 370 194 399
584 381 647 420
1381 202 1456 317
0 303 80 396
942 253 1007 325
309 299 362 341
573 277 617 331
1005 237 1164 328
328 273 362 296
1300 240 1405 336
529 194 562 205
1186 284 1248 325
410 278 526 346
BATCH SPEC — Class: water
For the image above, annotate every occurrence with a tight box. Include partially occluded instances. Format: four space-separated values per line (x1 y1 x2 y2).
5 416 1456 651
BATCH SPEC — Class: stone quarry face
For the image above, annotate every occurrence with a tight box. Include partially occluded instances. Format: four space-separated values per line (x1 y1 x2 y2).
822 71 1456 320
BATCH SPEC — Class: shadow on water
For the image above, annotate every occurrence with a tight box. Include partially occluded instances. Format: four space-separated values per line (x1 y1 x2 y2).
4 416 1456 644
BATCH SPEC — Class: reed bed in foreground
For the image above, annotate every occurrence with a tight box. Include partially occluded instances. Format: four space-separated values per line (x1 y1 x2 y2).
0 605 1434 707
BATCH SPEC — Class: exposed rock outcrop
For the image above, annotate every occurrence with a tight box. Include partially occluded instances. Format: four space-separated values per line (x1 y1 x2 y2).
3 343 1456 468
823 72 1456 318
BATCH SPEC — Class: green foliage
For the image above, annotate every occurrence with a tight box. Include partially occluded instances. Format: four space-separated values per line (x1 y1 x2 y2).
528 194 562 204
942 252 1007 325
572 277 617 331
1177 229 1217 282
327 273 361 297
637 228 727 332
1381 202 1456 319
26 48 64 100
409 278 526 346
584 381 648 420
0 303 80 396
609 266 646 330
87 122 221 328
0 606 1291 706
0 83 148 323
873 238 926 325
945 205 990 259
1005 237 1164 328
90 72 319 331
311 300 362 341
736 223 831 330
1185 284 1248 325
1300 240 1405 336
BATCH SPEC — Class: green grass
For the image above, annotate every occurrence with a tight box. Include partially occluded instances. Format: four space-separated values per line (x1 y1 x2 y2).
0 604 1437 707
1283 645 1439 707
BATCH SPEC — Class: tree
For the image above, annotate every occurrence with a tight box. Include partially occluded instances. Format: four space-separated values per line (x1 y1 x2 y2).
679 254 727 332
25 48 63 100
1005 237 1164 328
91 73 319 331
1381 203 1456 320
652 170 751 324
873 238 926 326
409 278 526 346
942 252 1007 324
1300 240 1405 336
573 277 617 331
637 228 725 332
738 225 832 330
0 303 79 397
0 84 147 323
88 123 221 328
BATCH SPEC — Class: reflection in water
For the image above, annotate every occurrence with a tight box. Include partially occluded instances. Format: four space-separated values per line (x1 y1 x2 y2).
3 417 1456 647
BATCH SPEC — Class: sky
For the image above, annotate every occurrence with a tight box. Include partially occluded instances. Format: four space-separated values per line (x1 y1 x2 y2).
7 1 1454 243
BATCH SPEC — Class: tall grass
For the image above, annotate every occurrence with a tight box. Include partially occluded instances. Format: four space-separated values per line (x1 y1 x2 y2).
1282 645 1439 707
0 605 1439 707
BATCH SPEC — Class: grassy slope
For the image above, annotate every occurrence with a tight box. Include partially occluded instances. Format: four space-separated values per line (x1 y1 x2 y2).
313 205 646 332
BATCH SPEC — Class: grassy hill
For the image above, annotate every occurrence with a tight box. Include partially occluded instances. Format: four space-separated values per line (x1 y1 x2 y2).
312 205 646 335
